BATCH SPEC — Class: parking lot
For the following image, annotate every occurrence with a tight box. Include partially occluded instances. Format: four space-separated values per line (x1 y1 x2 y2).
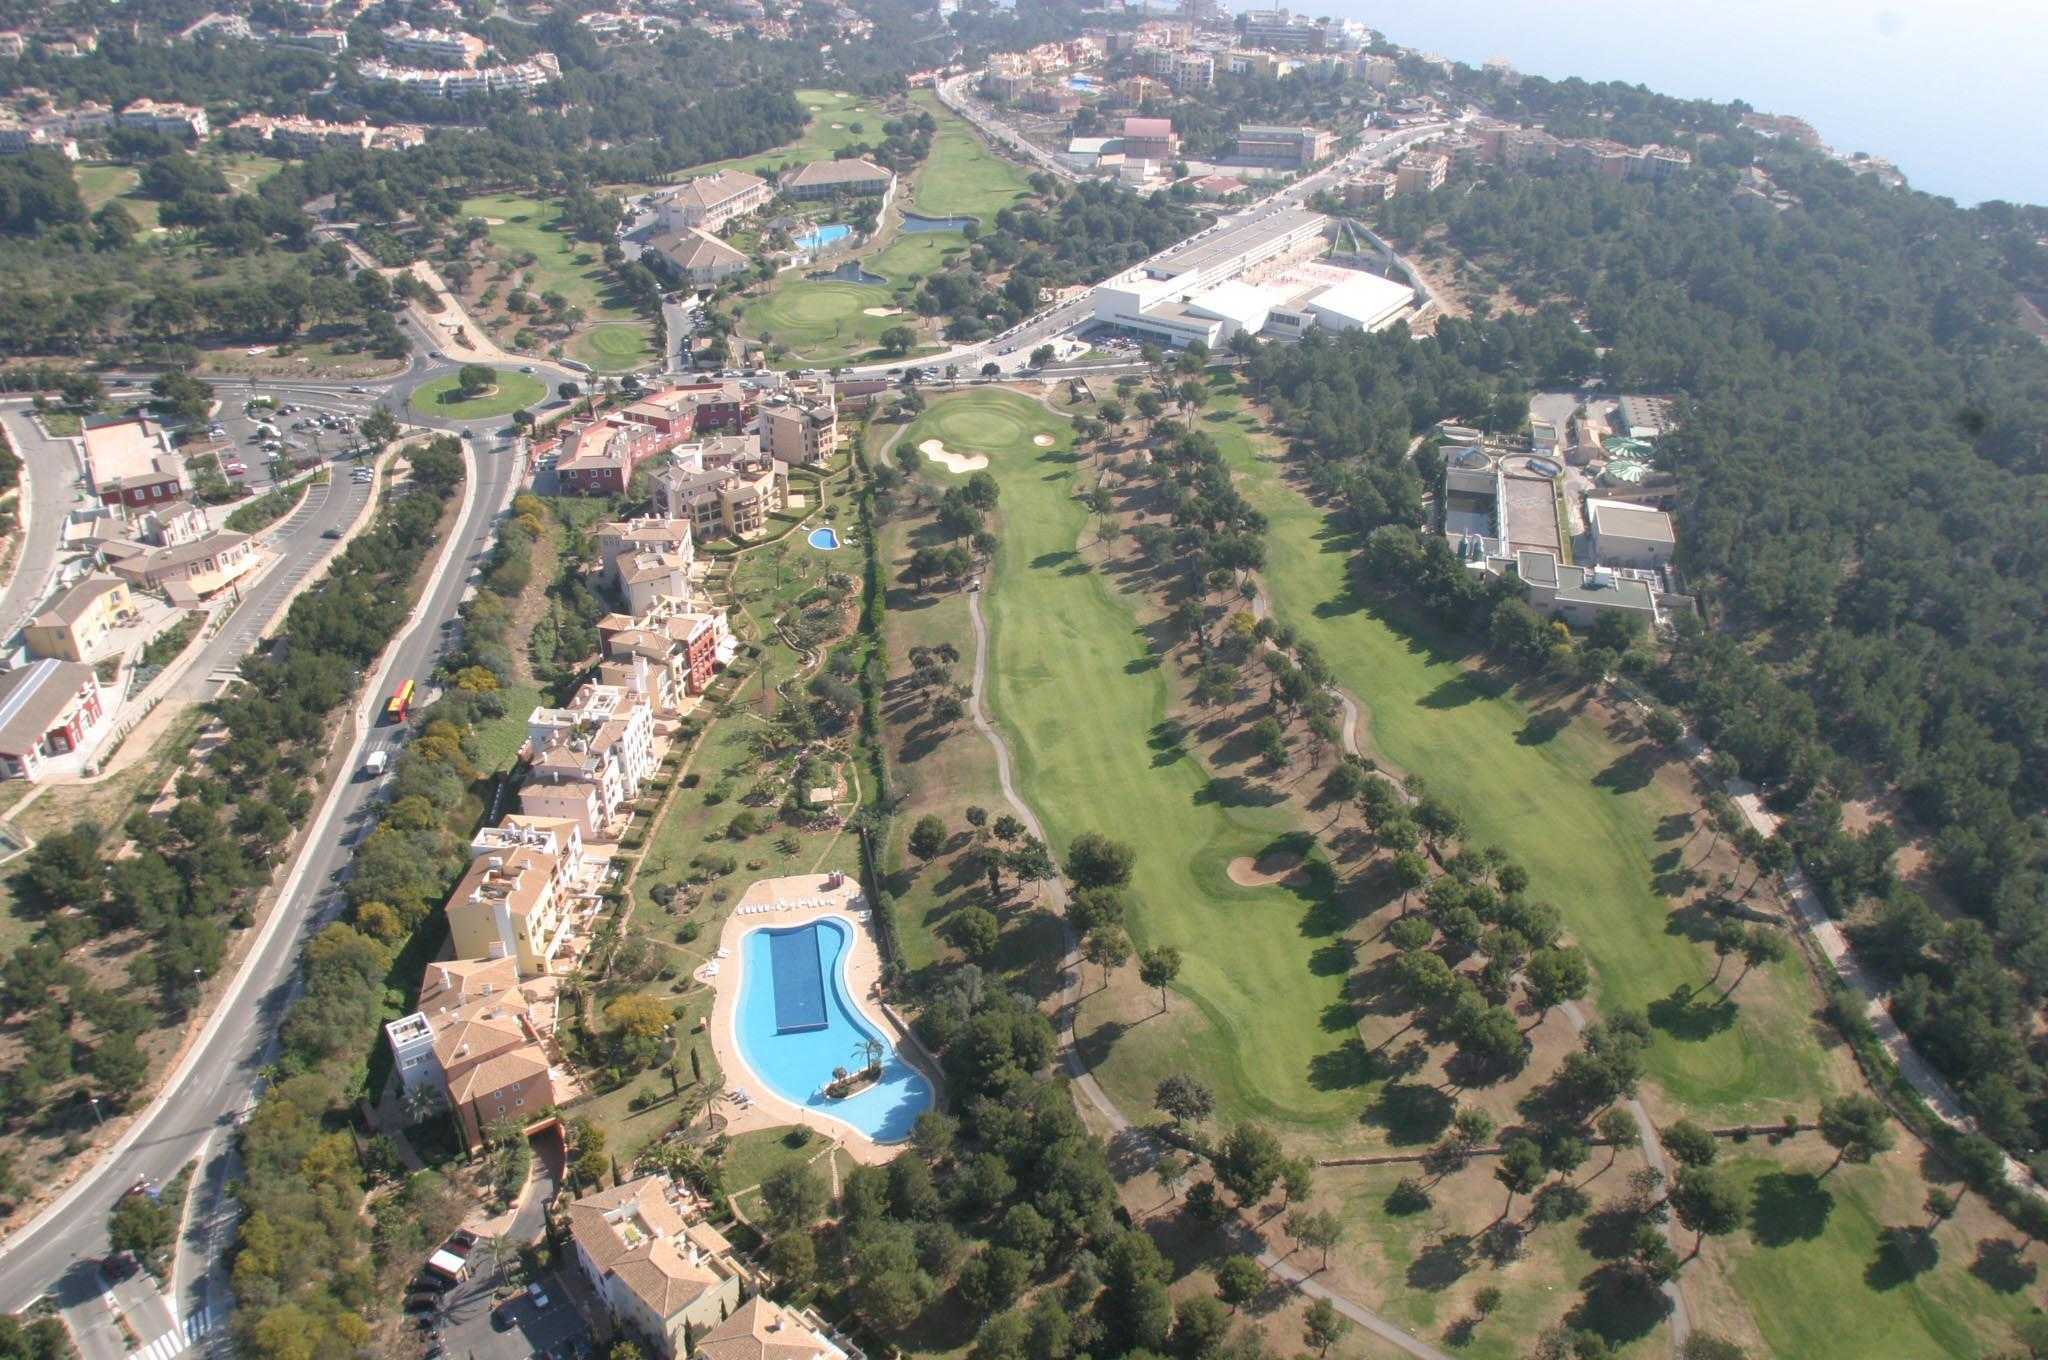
425 1269 592 1360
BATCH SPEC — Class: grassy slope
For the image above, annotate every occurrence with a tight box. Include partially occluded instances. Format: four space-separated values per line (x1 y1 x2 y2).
913 390 1362 1133
1201 385 1830 1120
678 90 886 181
459 192 645 322
908 90 1035 219
568 322 656 372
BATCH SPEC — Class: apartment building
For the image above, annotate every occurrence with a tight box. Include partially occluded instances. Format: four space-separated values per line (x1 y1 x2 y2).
779 157 894 201
117 99 209 139
0 660 105 782
756 391 837 466
102 532 256 605
276 26 350 52
519 684 657 840
655 170 771 233
652 444 787 541
1395 150 1447 193
1232 123 1332 168
227 113 426 153
1138 47 1214 91
356 52 559 97
556 421 680 496
597 516 695 614
612 383 747 437
699 1297 859 1360
24 576 137 663
0 118 78 158
568 1178 751 1359
381 21 487 65
444 841 574 977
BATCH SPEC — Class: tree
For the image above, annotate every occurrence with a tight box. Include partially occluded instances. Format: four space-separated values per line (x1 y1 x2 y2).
1155 1074 1214 1128
1285 1208 1343 1270
1030 344 1056 368
1670 1166 1743 1259
456 363 496 397
1138 946 1182 1012
1304 1297 1348 1355
1216 1123 1284 1207
1817 1095 1895 1176
767 1232 816 1290
1661 1119 1718 1168
605 994 671 1041
1213 1255 1264 1312
1596 1108 1640 1173
1154 1151 1190 1203
761 1164 829 1230
1679 1336 1751 1360
1084 926 1131 991
109 1190 176 1267
1523 947 1591 1025
1727 926 1788 994
880 325 917 356
909 815 948 862
1494 1136 1544 1219
1067 832 1135 889
952 906 1002 961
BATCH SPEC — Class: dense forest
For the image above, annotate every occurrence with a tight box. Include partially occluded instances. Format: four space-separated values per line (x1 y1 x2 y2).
1258 141 2048 1160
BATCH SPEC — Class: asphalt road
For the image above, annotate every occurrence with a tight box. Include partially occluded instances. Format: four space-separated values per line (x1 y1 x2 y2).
0 403 91 649
0 413 522 1350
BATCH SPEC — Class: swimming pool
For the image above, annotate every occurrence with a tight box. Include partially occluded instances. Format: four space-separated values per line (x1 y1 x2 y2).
735 918 932 1142
795 223 851 253
808 526 840 550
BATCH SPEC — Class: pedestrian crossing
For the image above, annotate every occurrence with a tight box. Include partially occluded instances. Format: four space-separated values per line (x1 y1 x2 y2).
123 1306 218 1360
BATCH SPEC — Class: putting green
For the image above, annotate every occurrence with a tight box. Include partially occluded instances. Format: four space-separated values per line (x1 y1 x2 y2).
409 369 547 420
570 322 655 371
906 391 1363 1133
741 279 900 365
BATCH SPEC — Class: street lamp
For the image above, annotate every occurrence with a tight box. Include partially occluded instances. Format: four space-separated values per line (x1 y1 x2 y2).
88 1094 104 1127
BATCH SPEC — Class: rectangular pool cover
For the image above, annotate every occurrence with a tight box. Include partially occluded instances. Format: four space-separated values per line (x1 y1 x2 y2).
768 925 829 1033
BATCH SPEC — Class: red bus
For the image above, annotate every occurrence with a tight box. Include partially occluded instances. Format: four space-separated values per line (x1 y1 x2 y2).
384 679 415 725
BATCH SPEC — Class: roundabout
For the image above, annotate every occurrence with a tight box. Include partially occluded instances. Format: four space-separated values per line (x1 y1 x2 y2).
408 369 548 421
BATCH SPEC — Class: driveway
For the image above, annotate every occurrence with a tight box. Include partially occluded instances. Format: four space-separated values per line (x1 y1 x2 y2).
435 1267 589 1360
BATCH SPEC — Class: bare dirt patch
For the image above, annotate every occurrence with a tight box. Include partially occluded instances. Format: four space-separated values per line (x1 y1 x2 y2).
917 438 989 473
1226 847 1307 887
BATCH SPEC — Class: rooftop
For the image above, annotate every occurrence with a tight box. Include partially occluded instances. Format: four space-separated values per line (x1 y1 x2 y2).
782 157 892 188
1150 207 1325 277
31 575 124 629
0 658 94 753
1588 497 1676 544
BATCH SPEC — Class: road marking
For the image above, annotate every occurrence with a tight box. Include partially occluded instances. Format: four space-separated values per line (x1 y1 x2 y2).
184 1306 215 1341
126 1330 185 1360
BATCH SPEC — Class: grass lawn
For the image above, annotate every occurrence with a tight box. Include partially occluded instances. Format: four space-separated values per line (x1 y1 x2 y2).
568 322 656 372
39 411 82 436
1708 1150 2039 1358
744 280 895 359
906 391 1364 1134
675 90 888 180
73 162 138 211
473 683 544 773
409 370 547 420
720 1126 830 1192
1201 382 1832 1122
458 193 642 321
909 91 1035 220
210 151 285 193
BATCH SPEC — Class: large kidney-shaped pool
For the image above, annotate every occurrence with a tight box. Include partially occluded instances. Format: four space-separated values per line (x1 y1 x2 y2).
735 917 932 1142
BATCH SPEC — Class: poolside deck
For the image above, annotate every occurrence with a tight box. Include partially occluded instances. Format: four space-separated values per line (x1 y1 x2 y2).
703 873 937 1164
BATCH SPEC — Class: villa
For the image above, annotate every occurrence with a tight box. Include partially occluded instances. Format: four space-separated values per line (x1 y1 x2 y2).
778 157 894 201
655 170 770 233
566 1177 752 1358
698 1297 860 1360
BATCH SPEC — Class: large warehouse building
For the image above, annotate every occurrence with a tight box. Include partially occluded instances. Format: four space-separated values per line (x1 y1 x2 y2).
1089 209 1415 347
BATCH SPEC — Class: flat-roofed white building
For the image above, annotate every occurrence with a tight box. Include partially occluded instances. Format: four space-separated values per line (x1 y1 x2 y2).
1090 208 1329 348
1586 497 1676 570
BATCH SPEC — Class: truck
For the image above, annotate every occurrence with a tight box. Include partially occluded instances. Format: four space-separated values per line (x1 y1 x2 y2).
360 749 389 779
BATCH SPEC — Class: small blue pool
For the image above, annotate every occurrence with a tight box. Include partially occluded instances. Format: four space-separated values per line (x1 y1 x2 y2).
808 526 840 550
795 223 851 253
1067 74 1098 91
736 918 933 1142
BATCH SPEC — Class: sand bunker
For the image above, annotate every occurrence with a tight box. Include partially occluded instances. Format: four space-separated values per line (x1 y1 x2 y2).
918 439 989 474
1032 434 1055 447
830 122 845 129
1227 848 1307 888
862 306 903 317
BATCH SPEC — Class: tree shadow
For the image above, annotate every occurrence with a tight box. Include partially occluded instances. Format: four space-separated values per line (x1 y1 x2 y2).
1361 1081 1456 1146
1564 1263 1672 1347
1516 708 1571 746
1865 1225 1939 1291
1969 1238 2037 1293
1307 1037 1380 1092
1593 749 1658 795
1748 1170 1834 1247
1193 776 1286 809
1576 1205 1647 1261
1647 984 1737 1041
1309 938 1356 978
1404 1233 1474 1291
